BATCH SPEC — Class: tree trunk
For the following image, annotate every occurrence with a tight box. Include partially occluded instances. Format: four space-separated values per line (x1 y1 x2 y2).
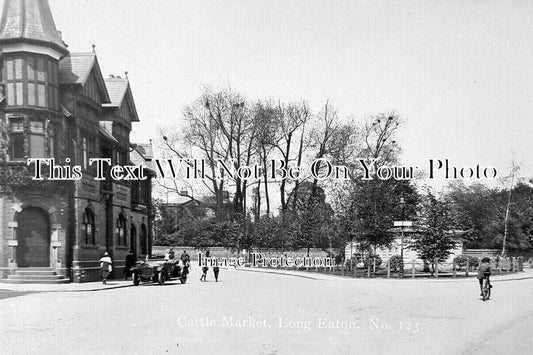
262 145 270 216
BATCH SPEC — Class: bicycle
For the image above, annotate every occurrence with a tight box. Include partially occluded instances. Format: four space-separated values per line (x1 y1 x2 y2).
481 277 491 301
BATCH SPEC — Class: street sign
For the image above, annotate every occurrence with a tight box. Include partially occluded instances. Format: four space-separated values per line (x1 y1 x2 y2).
394 221 412 227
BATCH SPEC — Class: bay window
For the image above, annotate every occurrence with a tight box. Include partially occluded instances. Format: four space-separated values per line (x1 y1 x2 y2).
2 54 59 110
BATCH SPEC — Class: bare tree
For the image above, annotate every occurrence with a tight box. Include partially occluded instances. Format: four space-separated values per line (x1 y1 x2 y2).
270 100 310 212
159 86 260 221
254 100 279 217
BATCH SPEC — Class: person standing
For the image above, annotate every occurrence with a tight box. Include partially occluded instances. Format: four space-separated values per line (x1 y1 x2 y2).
99 252 113 285
200 250 210 282
180 250 190 264
180 250 190 276
123 251 136 280
213 266 220 282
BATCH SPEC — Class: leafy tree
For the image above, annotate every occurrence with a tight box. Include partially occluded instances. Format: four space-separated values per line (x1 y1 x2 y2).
286 181 336 253
446 181 533 251
153 199 179 245
334 179 419 258
410 189 458 275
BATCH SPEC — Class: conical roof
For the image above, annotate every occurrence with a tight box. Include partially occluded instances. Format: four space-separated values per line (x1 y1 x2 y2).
0 0 68 55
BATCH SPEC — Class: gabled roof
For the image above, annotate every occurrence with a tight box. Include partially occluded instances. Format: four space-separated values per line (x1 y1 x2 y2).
103 76 140 122
98 122 118 144
130 142 154 171
132 143 153 160
0 0 68 55
104 76 129 107
59 52 111 103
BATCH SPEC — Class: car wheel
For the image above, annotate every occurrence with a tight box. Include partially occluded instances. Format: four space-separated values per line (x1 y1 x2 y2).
180 274 187 284
158 270 166 285
133 271 140 286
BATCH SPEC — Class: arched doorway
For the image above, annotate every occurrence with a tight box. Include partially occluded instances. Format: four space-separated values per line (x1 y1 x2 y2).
130 224 137 257
16 207 50 267
140 223 147 256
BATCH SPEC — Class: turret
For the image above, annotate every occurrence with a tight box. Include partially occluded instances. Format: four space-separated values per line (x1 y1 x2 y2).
0 0 69 161
0 0 68 112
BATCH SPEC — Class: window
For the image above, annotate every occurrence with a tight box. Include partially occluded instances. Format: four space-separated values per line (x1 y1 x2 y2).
9 118 24 160
82 137 88 169
81 135 96 171
2 55 58 110
8 117 49 160
49 128 56 158
116 214 127 246
29 120 45 158
83 208 96 245
116 150 127 166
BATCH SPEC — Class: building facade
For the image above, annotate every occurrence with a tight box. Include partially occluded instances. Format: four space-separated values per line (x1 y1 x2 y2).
0 0 153 282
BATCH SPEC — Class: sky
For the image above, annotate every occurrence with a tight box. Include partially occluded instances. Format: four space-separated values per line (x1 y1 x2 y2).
6 0 533 187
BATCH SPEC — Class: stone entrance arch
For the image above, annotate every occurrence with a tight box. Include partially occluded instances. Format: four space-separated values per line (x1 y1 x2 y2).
16 207 51 267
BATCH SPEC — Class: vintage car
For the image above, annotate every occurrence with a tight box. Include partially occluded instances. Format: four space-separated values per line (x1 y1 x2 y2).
131 255 189 286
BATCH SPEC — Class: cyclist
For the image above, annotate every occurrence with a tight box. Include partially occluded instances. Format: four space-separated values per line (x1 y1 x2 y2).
477 257 492 296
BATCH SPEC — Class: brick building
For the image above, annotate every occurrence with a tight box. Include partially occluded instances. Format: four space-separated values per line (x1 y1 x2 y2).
0 0 153 282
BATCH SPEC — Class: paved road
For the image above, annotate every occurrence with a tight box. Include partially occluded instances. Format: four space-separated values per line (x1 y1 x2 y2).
0 267 532 355
0 290 36 300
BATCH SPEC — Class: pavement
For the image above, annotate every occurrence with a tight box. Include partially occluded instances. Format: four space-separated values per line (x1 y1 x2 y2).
0 266 531 292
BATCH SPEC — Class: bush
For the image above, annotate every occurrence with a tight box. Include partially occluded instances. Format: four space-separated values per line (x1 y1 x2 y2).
454 254 479 270
334 254 344 265
389 255 403 272
468 256 479 268
454 255 468 270
363 254 382 269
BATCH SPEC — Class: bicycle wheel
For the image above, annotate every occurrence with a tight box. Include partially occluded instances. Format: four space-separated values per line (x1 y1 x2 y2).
482 279 489 301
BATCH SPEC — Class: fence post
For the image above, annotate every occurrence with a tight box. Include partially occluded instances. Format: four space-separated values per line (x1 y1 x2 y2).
342 262 345 277
434 258 438 278
519 257 523 272
373 257 376 277
367 263 371 278
354 261 357 278
452 259 456 278
498 257 502 275
387 259 390 278
465 257 469 277
411 259 415 278
506 257 509 273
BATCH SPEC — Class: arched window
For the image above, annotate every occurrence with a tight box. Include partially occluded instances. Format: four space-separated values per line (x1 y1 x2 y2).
82 208 95 245
116 214 127 246
140 223 148 256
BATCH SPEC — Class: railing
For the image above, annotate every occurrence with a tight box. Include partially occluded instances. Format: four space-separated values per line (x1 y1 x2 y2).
246 256 525 278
